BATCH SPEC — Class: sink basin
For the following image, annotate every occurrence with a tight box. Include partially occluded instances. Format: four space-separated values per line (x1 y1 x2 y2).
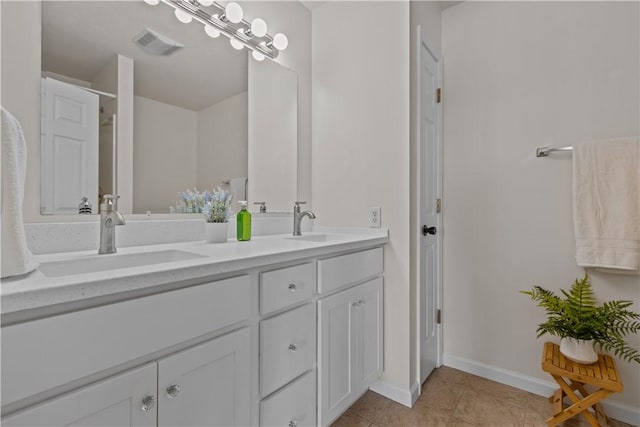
39 250 206 278
285 234 333 242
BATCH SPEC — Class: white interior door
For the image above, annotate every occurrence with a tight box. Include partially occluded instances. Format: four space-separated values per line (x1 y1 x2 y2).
41 77 99 214
417 29 443 384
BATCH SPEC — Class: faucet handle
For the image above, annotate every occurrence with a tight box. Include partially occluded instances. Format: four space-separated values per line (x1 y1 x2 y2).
254 201 267 213
294 201 307 206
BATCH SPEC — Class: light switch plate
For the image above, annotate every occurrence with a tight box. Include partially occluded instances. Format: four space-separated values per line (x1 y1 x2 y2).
368 207 381 228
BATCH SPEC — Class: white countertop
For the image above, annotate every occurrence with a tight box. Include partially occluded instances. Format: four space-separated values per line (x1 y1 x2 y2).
1 228 388 321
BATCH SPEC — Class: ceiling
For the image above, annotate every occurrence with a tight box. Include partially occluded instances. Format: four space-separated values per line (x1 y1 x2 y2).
42 1 248 111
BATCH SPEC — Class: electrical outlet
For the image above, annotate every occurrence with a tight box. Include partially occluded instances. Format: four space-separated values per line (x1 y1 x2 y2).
368 207 381 228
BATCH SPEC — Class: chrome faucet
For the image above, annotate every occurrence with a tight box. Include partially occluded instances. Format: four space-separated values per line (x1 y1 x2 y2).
293 201 316 236
99 195 126 254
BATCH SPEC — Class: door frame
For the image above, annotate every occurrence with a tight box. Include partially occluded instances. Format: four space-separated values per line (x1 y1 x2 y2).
415 25 444 384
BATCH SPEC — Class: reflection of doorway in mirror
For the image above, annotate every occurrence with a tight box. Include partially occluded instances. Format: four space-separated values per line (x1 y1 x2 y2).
40 77 99 215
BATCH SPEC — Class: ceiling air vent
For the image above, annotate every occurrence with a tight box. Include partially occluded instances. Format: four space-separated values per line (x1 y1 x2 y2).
133 28 184 56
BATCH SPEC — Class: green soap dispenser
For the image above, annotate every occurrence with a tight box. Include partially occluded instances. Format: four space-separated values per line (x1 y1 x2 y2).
236 201 251 241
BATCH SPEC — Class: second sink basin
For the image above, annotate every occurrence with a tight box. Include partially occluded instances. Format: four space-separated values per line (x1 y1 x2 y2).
39 250 206 278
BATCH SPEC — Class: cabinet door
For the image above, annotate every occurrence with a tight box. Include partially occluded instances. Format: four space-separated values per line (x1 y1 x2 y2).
318 287 358 427
157 328 250 427
357 277 384 392
2 363 157 427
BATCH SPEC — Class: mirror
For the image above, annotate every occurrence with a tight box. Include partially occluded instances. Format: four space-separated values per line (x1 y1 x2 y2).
40 0 297 215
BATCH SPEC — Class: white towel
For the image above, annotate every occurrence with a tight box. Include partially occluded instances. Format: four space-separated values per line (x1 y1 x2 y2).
229 177 247 203
1 107 38 278
573 137 639 271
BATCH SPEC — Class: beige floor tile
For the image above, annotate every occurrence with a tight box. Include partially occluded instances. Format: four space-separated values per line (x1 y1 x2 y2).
416 379 464 412
374 401 452 427
344 391 392 423
453 388 526 427
465 374 529 408
425 367 472 389
447 418 477 427
330 412 371 427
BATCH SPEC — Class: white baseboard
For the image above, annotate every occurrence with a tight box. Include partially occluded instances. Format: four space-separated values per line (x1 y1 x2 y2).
443 354 639 427
369 379 421 408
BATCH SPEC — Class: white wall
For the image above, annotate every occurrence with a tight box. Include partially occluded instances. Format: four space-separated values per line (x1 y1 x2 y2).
442 0 640 415
196 92 248 191
313 1 412 391
133 96 197 213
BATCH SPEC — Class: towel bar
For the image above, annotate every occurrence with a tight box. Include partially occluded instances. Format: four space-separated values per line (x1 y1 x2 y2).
536 146 574 157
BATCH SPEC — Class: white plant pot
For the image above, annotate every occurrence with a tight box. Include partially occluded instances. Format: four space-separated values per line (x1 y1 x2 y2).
559 337 598 364
205 222 228 243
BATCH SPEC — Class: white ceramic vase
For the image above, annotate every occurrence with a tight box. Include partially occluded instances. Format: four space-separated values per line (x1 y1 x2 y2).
559 337 598 364
205 222 228 243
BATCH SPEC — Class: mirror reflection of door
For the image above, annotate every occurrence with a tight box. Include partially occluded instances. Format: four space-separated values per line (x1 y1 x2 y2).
40 77 99 215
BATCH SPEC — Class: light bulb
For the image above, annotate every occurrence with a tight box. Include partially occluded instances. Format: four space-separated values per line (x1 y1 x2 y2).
272 33 288 51
250 18 267 38
204 24 220 38
144 0 160 5
230 38 244 50
252 50 265 61
225 2 243 23
174 9 193 24
198 0 214 5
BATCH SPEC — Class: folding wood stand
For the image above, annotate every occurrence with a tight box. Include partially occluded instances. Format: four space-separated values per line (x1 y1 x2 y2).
541 342 623 427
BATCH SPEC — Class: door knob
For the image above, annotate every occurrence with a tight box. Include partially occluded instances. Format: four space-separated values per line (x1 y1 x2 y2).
422 225 437 236
141 395 156 412
166 384 181 399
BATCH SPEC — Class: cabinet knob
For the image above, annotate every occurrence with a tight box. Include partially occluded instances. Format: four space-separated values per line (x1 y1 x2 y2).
288 283 297 292
352 302 360 309
166 384 181 399
141 395 156 412
358 299 365 306
288 419 298 427
288 343 298 352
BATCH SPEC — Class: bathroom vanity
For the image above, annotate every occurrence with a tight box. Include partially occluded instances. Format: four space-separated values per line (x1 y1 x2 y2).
1 230 386 427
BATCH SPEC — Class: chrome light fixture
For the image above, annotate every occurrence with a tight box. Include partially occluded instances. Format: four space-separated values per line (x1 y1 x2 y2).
143 0 288 60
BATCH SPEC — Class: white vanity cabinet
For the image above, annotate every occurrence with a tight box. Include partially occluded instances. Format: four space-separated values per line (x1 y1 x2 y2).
157 328 251 427
3 363 158 427
317 248 384 427
258 263 317 427
1 239 386 427
3 329 250 427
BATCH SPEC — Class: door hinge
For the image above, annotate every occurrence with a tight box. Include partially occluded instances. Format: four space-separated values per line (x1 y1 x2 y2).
436 198 442 214
436 88 442 104
436 309 442 324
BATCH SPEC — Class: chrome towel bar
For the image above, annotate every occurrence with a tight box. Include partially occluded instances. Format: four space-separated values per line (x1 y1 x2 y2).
536 146 574 157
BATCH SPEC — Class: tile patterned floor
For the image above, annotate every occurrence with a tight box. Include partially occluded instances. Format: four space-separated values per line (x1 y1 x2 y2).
331 367 633 427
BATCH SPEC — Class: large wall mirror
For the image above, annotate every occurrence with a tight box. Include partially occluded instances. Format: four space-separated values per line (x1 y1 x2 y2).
40 1 297 215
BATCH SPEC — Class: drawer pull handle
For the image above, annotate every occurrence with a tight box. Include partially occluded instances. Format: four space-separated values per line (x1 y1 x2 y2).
288 419 298 427
288 283 297 292
141 395 156 412
166 384 181 399
288 343 298 352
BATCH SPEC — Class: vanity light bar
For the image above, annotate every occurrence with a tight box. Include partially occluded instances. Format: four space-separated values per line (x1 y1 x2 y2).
150 0 286 60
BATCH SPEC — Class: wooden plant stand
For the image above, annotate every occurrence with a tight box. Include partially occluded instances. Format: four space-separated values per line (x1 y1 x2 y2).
541 342 623 427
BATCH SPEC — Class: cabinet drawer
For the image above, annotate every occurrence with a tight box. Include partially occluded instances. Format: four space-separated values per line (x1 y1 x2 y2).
318 247 383 294
2 275 250 407
261 371 316 427
260 263 315 315
260 304 315 397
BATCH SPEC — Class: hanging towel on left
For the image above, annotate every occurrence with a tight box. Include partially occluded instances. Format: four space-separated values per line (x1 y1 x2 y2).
573 136 639 271
1 107 38 278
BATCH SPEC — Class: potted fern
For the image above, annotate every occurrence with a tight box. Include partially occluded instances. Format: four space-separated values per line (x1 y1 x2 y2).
522 275 640 364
